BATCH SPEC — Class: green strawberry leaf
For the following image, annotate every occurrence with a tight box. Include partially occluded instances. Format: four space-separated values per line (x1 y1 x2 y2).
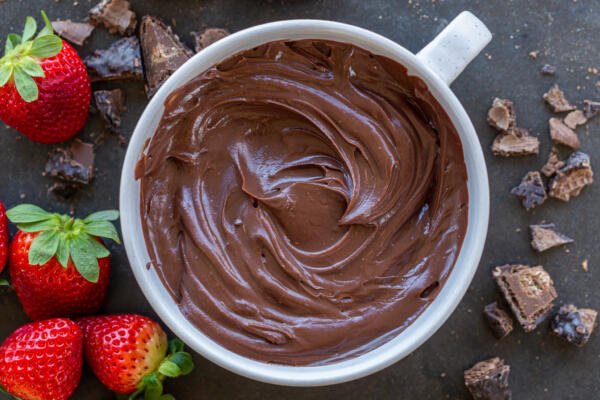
29 34 62 59
70 236 100 283
159 352 194 377
4 39 13 56
37 11 54 38
142 374 163 400
16 215 61 232
0 64 12 87
22 16 37 43
6 204 53 224
0 279 9 286
87 236 110 258
19 56 45 78
158 360 181 378
12 66 38 102
160 395 175 400
84 209 120 222
7 33 22 48
169 338 184 354
84 220 121 244
28 230 60 265
56 235 70 268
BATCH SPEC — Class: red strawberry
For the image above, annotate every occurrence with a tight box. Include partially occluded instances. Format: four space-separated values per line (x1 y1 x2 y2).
0 201 7 274
0 318 83 400
0 12 91 143
78 314 194 398
6 204 120 320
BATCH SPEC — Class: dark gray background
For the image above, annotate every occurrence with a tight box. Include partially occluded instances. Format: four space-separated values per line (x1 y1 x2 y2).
0 0 599 398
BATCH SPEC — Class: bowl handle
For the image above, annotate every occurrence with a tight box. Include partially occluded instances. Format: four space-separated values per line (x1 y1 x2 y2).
416 11 492 85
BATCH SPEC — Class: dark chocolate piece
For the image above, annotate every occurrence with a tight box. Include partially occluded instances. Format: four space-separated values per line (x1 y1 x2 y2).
540 148 565 177
483 302 514 339
529 223 573 252
45 139 95 185
548 151 593 201
140 16 193 98
549 117 580 149
85 37 143 82
48 181 80 200
487 98 516 132
543 84 576 113
583 99 600 119
89 0 137 36
563 110 587 129
464 357 512 400
51 20 95 46
491 128 539 157
551 304 597 347
493 264 557 332
510 171 547 210
191 28 230 53
93 89 125 134
540 64 556 75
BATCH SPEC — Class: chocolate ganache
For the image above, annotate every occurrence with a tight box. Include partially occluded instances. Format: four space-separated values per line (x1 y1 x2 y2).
136 39 469 365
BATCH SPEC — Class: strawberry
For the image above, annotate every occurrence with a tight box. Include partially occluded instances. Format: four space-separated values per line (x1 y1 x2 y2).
0 201 7 274
0 11 91 144
6 204 120 320
0 318 83 400
78 314 194 398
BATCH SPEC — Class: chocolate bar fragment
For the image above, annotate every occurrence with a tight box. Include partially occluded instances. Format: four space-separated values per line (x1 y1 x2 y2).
93 89 125 134
493 264 557 332
464 358 511 400
487 98 516 132
140 16 193 98
191 28 230 52
529 223 573 252
483 302 514 339
85 37 143 81
540 148 565 177
551 304 597 347
543 84 576 113
563 110 587 129
45 139 95 185
549 117 580 149
548 151 593 201
89 0 137 36
491 129 539 157
510 171 547 210
52 20 94 46
583 100 600 119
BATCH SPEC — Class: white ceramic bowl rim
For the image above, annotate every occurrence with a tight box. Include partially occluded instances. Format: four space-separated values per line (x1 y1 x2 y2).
120 19 490 387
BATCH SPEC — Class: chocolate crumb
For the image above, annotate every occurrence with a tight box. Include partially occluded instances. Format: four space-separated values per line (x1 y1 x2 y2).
529 223 573 252
85 36 143 81
487 98 516 131
540 64 556 75
563 110 587 129
528 50 540 59
93 89 125 134
541 148 565 177
543 84 577 113
45 139 95 185
48 181 80 200
548 151 593 201
191 28 230 52
483 302 514 339
51 20 94 46
510 171 547 210
493 264 557 332
583 100 600 119
89 0 137 36
549 117 580 149
491 128 539 157
464 357 511 400
550 304 597 347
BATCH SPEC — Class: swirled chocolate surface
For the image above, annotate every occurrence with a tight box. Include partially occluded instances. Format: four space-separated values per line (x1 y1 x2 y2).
136 39 468 365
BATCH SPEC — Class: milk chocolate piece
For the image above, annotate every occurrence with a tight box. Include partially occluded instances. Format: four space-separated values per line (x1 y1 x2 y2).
483 302 514 339
89 0 137 36
540 148 565 177
51 20 94 46
45 139 95 185
540 64 556 75
491 129 539 157
529 223 573 252
551 304 597 347
549 117 580 149
85 37 143 81
510 171 546 210
140 16 193 98
583 100 600 119
543 84 576 113
464 358 511 400
548 151 593 201
93 89 125 134
493 264 557 332
563 110 587 129
191 28 230 52
487 98 516 132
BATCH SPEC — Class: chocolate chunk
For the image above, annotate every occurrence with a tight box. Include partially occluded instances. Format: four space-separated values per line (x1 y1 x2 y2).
563 110 587 129
85 37 143 82
530 223 573 252
510 171 547 210
548 151 593 201
48 181 80 200
45 139 95 185
549 117 580 149
51 20 95 46
140 16 193 98
487 98 516 132
493 264 557 332
551 304 597 347
483 302 514 339
464 357 511 400
191 28 230 53
93 89 125 134
540 64 556 75
491 128 539 157
540 148 565 177
583 99 600 119
89 0 137 36
543 84 576 113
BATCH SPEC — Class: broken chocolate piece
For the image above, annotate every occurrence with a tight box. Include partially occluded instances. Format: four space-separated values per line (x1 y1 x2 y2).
487 98 516 131
140 16 193 98
85 37 143 81
543 84 576 113
89 0 137 36
483 302 514 339
48 181 80 200
540 148 565 177
540 64 556 75
529 223 573 252
45 139 95 185
491 129 539 157
510 171 547 210
191 28 230 53
493 264 557 332
551 304 597 347
52 20 94 46
93 89 125 134
549 117 580 149
563 110 587 129
548 151 594 201
464 357 511 400
583 99 600 119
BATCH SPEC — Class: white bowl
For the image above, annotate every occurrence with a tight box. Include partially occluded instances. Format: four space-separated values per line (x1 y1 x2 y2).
120 14 491 387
